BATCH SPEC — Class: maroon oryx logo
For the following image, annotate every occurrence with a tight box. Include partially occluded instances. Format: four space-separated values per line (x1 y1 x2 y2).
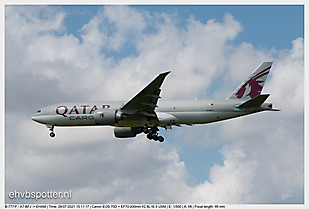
236 66 271 99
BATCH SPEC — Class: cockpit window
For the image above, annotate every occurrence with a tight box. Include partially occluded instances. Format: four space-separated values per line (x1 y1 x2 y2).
37 110 42 113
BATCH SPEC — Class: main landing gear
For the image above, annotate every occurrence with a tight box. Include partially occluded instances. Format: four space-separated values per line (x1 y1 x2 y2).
46 124 55 138
137 126 164 143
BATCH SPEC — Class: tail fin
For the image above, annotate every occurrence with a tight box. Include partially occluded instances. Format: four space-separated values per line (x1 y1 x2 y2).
228 62 272 100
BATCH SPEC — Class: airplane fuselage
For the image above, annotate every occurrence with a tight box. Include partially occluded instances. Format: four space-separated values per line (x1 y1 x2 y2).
31 99 273 127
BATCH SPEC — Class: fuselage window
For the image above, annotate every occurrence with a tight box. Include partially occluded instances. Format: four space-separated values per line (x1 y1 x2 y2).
37 110 42 113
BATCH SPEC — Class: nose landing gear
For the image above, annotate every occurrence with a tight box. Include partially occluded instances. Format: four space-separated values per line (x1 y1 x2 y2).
46 124 55 138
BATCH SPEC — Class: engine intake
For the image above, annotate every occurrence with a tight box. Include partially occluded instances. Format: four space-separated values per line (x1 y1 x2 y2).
94 109 123 125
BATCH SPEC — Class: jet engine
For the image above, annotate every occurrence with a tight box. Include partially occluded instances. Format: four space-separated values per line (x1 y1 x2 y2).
94 109 123 125
114 127 138 138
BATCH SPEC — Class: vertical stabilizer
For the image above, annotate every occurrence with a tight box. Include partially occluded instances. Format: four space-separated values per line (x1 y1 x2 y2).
228 62 272 100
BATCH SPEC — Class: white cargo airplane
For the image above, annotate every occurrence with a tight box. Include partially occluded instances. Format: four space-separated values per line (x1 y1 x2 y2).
32 62 279 142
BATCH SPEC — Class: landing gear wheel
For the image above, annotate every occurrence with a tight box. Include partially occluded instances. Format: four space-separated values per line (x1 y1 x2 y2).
158 136 164 142
147 133 153 140
46 124 55 138
142 127 148 133
152 135 158 141
50 132 55 138
143 126 164 142
137 127 143 133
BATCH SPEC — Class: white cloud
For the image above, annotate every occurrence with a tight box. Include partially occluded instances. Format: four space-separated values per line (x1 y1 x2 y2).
267 37 304 115
5 5 303 204
6 6 66 45
102 6 147 51
186 118 303 203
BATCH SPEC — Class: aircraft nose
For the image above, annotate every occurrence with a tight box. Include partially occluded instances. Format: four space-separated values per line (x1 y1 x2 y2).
31 115 40 123
31 115 45 124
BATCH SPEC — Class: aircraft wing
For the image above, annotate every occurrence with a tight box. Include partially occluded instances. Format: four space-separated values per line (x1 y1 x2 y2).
119 71 170 125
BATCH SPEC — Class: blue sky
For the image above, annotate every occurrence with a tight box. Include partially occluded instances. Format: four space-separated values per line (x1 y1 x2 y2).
5 5 304 204
62 5 303 53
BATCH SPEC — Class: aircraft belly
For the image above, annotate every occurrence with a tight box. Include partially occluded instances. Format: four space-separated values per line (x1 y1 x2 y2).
169 112 250 124
115 111 252 127
116 117 158 127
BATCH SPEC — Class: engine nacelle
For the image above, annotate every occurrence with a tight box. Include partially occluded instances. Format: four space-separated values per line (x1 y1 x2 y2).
94 109 123 125
114 127 138 138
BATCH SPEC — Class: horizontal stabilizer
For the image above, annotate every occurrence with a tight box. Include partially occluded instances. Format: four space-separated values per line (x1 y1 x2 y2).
237 94 270 108
267 109 281 111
